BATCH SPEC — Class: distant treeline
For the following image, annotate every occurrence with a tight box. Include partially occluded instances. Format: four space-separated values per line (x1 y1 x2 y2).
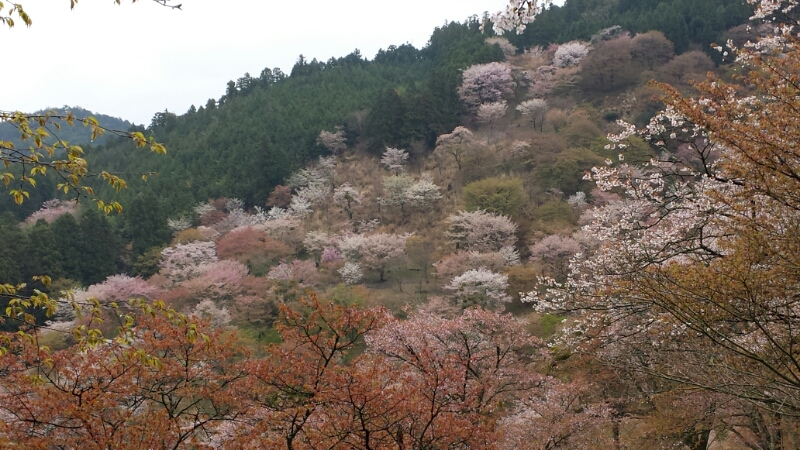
507 0 752 54
0 0 753 219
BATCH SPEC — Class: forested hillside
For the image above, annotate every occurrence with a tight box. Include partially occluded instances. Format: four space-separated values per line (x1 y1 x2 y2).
83 20 506 213
509 0 752 54
7 0 800 448
51 0 751 216
0 106 131 149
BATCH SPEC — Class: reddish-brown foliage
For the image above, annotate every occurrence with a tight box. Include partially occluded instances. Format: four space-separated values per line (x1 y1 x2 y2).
267 185 293 208
216 227 292 265
199 209 227 227
0 313 247 449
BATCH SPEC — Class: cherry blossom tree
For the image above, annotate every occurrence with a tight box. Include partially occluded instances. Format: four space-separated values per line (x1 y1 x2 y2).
159 241 218 284
498 379 612 450
368 308 547 446
190 298 232 328
303 230 330 266
76 274 158 304
380 147 409 175
316 127 347 154
435 126 478 171
182 259 248 294
527 2 800 417
267 259 319 286
338 233 409 282
381 174 442 215
529 65 557 98
25 199 77 224
444 268 511 309
338 261 363 285
287 195 312 218
445 210 517 252
511 140 531 157
380 174 414 214
516 98 548 131
458 62 516 112
0 311 246 449
405 175 442 209
332 183 363 220
529 234 581 280
167 217 192 233
477 101 508 142
294 182 331 210
286 167 327 189
552 41 590 68
320 246 342 265
489 0 553 35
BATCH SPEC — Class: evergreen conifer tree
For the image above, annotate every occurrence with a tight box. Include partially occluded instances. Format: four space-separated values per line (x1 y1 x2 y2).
23 219 64 284
51 213 84 283
0 212 26 285
80 208 120 285
126 191 171 259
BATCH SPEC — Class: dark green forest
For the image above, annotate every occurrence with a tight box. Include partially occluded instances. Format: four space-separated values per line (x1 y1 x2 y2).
0 106 131 149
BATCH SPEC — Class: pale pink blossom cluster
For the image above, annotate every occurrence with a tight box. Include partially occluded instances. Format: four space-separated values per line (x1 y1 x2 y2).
749 0 798 19
181 259 249 294
380 174 442 212
334 232 410 281
527 65 557 98
189 299 232 328
488 0 554 35
320 246 342 264
552 41 590 68
380 147 409 175
445 210 517 252
529 234 581 264
74 275 158 305
267 259 319 286
160 241 219 283
498 379 611 449
444 268 511 308
338 261 363 285
316 128 347 154
477 100 508 123
303 230 331 262
510 140 531 157
368 308 545 410
457 62 516 112
332 183 363 219
25 199 77 224
435 126 474 148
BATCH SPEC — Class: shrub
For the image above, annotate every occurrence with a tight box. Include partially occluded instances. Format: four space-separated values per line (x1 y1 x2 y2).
133 247 165 278
536 200 576 226
217 227 293 267
172 228 207 245
463 177 527 218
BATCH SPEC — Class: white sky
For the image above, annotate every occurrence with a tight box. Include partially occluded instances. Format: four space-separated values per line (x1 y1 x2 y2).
2 1 562 125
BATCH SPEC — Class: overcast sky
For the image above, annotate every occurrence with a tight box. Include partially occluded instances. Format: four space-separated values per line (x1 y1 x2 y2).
3 0 562 125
